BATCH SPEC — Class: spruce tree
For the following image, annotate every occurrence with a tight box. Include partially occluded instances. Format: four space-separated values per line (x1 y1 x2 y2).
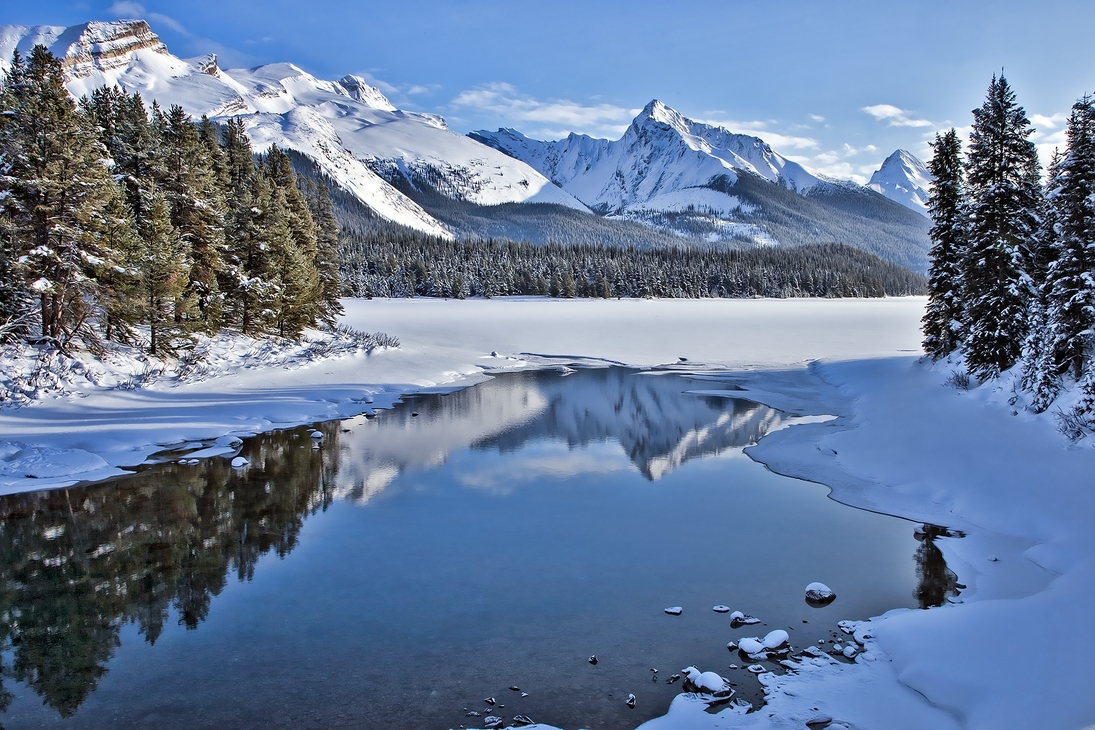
1043 96 1095 382
138 193 190 355
160 104 225 328
0 46 124 344
922 129 967 360
961 75 1043 379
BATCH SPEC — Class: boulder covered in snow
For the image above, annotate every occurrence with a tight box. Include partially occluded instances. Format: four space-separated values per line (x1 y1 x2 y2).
737 637 765 655
805 582 836 605
762 629 789 650
231 456 249 468
681 666 733 697
729 610 761 627
664 606 683 615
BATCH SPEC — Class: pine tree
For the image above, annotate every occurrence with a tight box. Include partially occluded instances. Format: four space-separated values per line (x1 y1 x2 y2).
138 193 190 355
160 104 225 328
922 129 967 360
301 178 344 325
1043 96 1095 383
961 75 1043 379
0 46 124 345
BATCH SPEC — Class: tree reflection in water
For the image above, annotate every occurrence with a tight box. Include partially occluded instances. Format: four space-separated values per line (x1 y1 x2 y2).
0 422 342 716
913 524 962 608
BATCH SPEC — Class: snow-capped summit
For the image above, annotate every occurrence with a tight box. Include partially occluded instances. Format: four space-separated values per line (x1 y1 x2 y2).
0 19 589 237
473 99 823 219
868 149 932 215
336 75 397 112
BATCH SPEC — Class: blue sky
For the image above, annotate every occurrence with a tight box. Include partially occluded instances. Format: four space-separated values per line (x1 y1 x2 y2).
3 0 1094 182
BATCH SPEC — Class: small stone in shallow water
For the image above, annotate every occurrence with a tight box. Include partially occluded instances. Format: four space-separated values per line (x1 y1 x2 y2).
747 664 767 674
805 582 836 606
667 674 681 684
737 637 765 655
729 611 761 627
465 711 481 717
588 655 598 665
484 697 496 706
513 715 534 726
843 645 858 659
483 716 503 729
231 456 248 468
713 605 731 613
520 692 529 698
664 606 683 615
309 430 324 440
509 686 520 692
626 694 636 708
762 629 790 650
726 641 737 651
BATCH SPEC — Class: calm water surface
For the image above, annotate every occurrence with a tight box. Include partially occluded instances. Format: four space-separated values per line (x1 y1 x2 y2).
0 368 957 729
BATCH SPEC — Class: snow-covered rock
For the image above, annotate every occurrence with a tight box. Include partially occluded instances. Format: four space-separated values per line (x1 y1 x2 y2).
805 582 836 604
664 606 683 615
681 666 734 697
762 629 789 650
737 637 765 655
231 456 249 468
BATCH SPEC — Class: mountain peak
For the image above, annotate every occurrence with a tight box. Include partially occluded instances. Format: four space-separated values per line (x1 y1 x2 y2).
337 75 396 111
868 149 932 214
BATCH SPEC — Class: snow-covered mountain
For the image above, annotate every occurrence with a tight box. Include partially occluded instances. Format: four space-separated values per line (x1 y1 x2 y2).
473 100 822 217
0 20 588 238
868 149 932 215
472 102 932 269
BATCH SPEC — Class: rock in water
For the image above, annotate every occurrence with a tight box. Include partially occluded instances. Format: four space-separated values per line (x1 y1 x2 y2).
231 456 248 468
309 430 324 440
588 655 598 665
843 645 859 659
484 697 496 706
626 694 636 708
762 629 789 650
681 666 733 697
484 716 504 729
805 582 836 606
513 715 534 726
737 637 765 655
729 610 761 627
712 605 730 613
664 606 683 615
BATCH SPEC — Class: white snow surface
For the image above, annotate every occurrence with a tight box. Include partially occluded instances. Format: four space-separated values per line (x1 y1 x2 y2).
0 295 1093 729
0 20 588 236
868 149 933 215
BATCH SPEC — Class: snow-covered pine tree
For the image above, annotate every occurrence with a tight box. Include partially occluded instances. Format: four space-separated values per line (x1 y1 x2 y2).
0 46 125 345
137 192 190 355
922 129 967 360
160 104 226 329
961 75 1043 380
1043 96 1095 385
301 177 344 325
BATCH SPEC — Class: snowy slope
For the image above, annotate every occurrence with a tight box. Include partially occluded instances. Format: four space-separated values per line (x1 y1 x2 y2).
868 149 932 215
0 20 589 236
472 100 823 215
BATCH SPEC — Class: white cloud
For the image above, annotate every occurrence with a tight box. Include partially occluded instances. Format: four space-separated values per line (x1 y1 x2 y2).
809 114 826 123
696 115 820 151
107 0 146 16
450 83 639 138
862 104 934 128
147 12 187 34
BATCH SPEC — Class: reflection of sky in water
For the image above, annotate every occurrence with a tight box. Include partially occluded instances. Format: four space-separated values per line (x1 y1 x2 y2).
0 368 950 730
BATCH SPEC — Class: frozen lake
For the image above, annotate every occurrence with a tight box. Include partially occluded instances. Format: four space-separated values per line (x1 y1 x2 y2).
0 368 955 729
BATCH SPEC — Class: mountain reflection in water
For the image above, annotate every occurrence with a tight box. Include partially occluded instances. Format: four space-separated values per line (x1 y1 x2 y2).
0 367 957 724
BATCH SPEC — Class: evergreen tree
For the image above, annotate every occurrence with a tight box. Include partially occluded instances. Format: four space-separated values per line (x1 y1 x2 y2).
160 104 225 328
922 129 967 360
1043 96 1095 382
961 75 1043 379
301 178 344 324
137 193 190 355
0 46 124 344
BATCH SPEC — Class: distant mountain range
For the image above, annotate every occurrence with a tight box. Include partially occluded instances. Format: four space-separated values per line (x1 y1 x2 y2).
0 20 935 270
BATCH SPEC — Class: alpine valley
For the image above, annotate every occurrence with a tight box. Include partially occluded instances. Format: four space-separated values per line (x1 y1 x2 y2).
0 20 934 271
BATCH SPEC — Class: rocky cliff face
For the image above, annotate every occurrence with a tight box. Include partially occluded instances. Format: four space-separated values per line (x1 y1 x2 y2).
54 20 168 78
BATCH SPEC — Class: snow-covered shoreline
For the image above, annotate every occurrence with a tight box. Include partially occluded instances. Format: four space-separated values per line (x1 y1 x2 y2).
1 296 1092 729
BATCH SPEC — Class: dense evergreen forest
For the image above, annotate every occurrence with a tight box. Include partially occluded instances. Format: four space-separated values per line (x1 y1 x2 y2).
0 47 342 355
922 75 1095 431
287 153 927 300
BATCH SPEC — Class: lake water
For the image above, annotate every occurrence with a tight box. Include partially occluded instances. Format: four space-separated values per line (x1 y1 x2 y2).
0 367 957 729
